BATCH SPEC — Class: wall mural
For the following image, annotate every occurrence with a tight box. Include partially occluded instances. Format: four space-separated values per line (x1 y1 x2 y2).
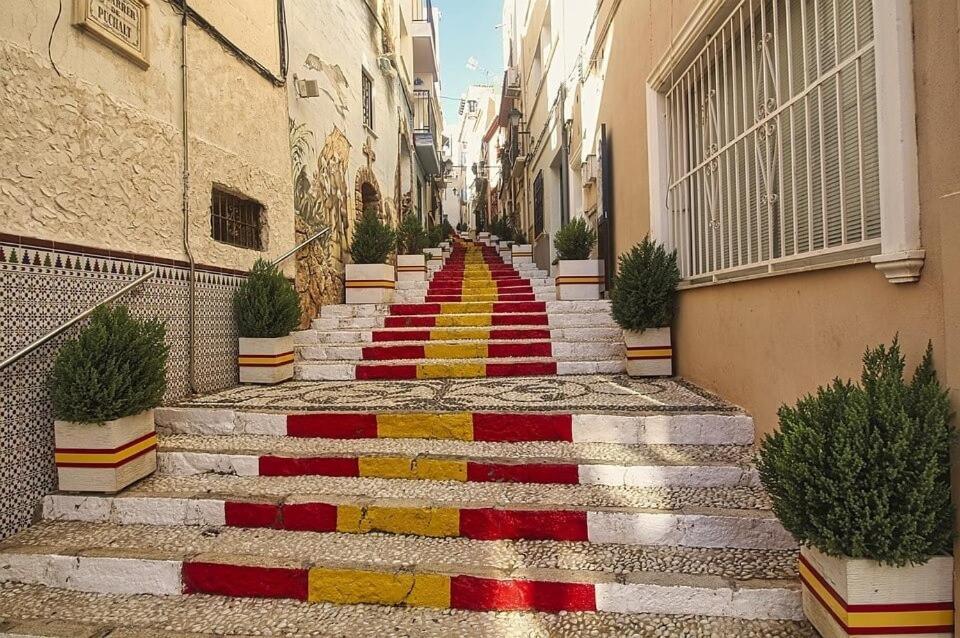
290 119 351 324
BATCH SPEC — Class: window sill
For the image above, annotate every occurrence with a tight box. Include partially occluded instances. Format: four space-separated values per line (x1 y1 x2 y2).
677 242 883 291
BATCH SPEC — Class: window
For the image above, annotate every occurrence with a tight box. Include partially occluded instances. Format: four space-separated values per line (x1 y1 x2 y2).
211 188 263 250
533 171 544 238
658 0 884 281
361 70 374 130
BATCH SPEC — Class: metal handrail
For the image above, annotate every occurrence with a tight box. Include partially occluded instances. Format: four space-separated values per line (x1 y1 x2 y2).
272 226 331 266
0 270 157 372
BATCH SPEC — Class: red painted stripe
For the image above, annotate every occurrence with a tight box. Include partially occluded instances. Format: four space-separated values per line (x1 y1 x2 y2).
55 430 156 454
486 361 557 376
389 303 442 316
356 364 419 380
472 413 572 442
466 462 580 484
55 444 157 468
384 316 437 328
489 328 550 340
224 502 281 528
286 413 377 438
490 314 549 327
362 344 425 361
371 329 432 342
459 509 588 541
488 342 552 358
280 502 338 532
258 456 359 477
450 575 597 612
183 562 308 600
492 302 546 313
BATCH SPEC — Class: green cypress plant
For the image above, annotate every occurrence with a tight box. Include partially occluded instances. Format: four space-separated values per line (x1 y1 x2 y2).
234 259 301 338
610 237 680 332
350 208 396 264
442 218 455 240
758 339 955 566
426 224 444 249
396 213 426 254
49 304 169 424
554 217 597 261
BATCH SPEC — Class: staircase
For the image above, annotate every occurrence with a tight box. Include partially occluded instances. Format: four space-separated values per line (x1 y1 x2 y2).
0 238 813 637
296 241 625 381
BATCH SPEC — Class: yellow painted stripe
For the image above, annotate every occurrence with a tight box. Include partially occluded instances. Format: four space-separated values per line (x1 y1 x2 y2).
376 412 474 440
440 302 494 315
54 434 157 465
798 562 954 630
626 348 673 359
308 568 451 608
435 314 492 327
238 354 295 365
429 328 490 341
417 362 487 379
336 505 460 537
358 456 468 481
424 343 488 359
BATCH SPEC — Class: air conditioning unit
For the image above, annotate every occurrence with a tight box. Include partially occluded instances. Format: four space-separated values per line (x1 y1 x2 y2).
505 67 521 97
582 154 599 184
296 78 321 99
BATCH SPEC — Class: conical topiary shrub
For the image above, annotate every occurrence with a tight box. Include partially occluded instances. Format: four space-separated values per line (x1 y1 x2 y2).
396 212 426 255
611 237 680 333
350 209 396 264
234 259 301 339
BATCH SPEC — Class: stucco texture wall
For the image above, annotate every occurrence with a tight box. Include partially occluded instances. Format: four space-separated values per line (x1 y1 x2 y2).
0 1 294 273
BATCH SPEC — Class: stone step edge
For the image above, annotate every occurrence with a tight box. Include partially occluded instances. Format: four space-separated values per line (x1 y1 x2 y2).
156 408 754 445
43 494 794 550
0 550 802 620
157 450 760 488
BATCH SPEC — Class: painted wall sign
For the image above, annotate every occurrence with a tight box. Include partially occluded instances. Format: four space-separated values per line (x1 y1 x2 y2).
73 0 150 68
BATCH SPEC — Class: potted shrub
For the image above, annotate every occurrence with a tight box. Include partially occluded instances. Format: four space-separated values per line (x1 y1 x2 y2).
49 304 168 492
346 208 396 304
439 219 455 258
424 224 444 274
396 212 427 282
758 340 954 638
554 217 602 300
611 237 680 377
491 216 514 262
511 230 532 265
234 259 301 384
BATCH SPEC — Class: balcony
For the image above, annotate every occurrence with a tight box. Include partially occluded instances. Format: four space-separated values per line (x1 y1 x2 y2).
413 89 441 175
411 0 439 79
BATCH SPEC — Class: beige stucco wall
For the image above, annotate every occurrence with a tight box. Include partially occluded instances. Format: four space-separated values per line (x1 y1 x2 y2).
0 1 294 273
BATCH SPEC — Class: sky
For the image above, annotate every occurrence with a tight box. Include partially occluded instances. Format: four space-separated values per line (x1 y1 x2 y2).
432 0 505 129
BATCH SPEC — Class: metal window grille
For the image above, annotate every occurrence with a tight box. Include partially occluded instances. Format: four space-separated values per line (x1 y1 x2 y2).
533 172 544 237
362 71 374 130
665 0 879 280
210 188 263 250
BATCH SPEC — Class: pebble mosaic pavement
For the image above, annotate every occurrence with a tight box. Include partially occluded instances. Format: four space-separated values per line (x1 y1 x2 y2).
176 375 737 414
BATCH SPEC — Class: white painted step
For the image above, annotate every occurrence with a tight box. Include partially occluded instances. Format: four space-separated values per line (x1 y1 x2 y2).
293 326 624 346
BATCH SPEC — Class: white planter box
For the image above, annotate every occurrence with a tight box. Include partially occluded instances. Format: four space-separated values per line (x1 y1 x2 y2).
55 410 156 493
477 232 491 246
498 241 513 264
556 259 604 300
489 235 499 248
345 263 395 304
511 244 533 265
439 241 452 260
397 254 426 282
624 327 672 377
239 335 294 384
800 546 953 638
424 248 443 275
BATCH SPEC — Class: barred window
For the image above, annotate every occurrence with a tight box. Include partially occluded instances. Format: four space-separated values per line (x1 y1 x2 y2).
362 70 374 130
533 171 544 238
664 0 879 280
211 188 263 250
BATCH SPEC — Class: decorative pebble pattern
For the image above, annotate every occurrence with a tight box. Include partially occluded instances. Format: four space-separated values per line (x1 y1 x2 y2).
123 474 775 511
176 375 734 414
0 582 819 637
159 435 756 466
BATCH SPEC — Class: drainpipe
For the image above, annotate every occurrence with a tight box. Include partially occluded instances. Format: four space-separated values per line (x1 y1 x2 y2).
180 0 198 395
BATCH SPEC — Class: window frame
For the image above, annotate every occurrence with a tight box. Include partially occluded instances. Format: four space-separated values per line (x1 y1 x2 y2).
210 187 265 251
361 68 375 132
645 0 922 287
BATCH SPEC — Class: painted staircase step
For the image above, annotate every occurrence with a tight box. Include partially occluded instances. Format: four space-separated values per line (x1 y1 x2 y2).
294 326 622 345
156 408 756 446
0 583 817 638
384 313 549 328
156 435 759 487
354 358 558 380
389 302 547 316
0 522 802 619
43 491 795 549
297 340 555 362
371 327 553 342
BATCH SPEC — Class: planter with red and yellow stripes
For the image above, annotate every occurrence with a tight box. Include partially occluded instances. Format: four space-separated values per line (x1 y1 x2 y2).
799 546 953 637
239 336 295 384
624 327 672 377
556 259 604 300
396 254 427 282
54 410 157 493
511 243 533 265
345 263 395 304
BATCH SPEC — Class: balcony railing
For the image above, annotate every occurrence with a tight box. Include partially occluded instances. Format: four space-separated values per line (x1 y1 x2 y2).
413 90 438 144
411 0 433 25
